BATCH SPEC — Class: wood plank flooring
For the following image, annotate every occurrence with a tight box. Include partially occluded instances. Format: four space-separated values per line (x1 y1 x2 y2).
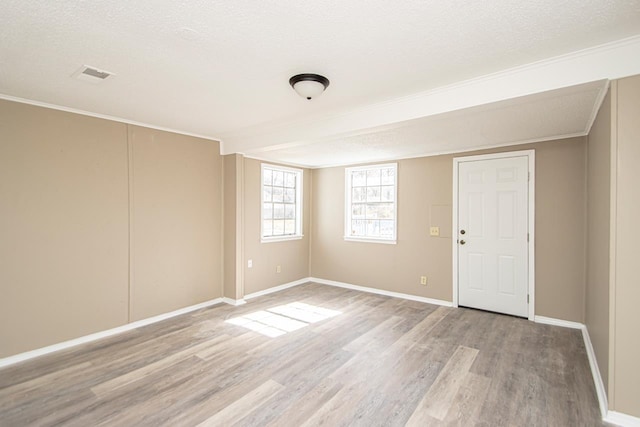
0 283 607 426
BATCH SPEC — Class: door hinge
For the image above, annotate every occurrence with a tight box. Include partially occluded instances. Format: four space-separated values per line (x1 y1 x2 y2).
527 294 530 304
528 172 530 181
527 233 529 242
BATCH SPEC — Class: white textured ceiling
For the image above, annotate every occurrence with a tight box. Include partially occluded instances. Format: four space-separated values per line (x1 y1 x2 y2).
249 81 607 167
1 0 639 166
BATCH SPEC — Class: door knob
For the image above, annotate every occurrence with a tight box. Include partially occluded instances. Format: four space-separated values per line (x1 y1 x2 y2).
460 240 466 245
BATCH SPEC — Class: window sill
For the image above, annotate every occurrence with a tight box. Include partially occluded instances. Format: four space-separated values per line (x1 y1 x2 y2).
261 235 304 244
344 236 397 245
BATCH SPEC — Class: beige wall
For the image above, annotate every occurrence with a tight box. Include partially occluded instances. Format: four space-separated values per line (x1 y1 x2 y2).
243 158 311 295
585 88 611 393
611 75 640 417
530 139 587 322
128 126 223 321
0 100 130 357
223 154 244 300
0 100 223 357
311 137 587 322
311 155 454 301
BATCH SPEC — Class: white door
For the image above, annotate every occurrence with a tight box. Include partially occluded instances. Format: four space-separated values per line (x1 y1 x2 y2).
457 155 530 318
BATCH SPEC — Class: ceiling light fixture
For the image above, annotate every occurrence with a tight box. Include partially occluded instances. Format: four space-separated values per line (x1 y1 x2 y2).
289 73 330 100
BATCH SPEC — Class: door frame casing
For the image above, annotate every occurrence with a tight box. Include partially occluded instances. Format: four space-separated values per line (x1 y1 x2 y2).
452 150 536 320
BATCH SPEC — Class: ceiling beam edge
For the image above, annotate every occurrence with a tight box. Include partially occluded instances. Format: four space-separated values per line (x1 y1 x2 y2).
223 35 640 155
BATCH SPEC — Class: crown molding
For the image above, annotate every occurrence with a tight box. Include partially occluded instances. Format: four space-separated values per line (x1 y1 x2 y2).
0 93 223 148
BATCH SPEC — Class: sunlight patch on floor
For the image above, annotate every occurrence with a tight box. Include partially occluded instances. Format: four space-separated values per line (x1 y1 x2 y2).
225 302 341 337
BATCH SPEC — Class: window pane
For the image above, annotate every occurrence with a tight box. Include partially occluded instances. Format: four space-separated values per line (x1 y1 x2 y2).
366 220 380 236
352 204 365 219
378 203 394 219
352 187 366 203
284 220 295 234
263 203 273 219
366 204 380 219
351 220 366 236
273 220 285 235
366 186 381 202
285 172 296 188
365 203 394 219
381 168 394 185
284 188 295 203
352 171 366 187
366 169 381 186
274 203 285 219
285 204 295 219
273 186 284 202
380 220 394 237
263 169 273 186
263 220 273 236
273 171 284 186
263 186 272 202
381 185 394 202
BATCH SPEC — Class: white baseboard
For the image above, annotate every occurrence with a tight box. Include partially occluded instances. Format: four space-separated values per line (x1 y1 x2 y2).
4 281 637 426
244 277 311 300
533 315 584 329
534 316 640 426
309 277 453 307
0 277 451 368
222 297 247 306
581 325 609 418
533 316 612 422
0 297 223 369
242 276 453 308
606 411 640 427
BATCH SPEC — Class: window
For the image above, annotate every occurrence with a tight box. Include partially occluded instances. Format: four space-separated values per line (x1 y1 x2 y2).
261 164 303 242
345 163 397 243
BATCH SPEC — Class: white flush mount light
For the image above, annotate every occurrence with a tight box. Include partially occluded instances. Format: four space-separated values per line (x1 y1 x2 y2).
289 73 330 100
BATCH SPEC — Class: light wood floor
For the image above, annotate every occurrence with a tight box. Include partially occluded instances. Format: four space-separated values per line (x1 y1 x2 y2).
0 283 606 426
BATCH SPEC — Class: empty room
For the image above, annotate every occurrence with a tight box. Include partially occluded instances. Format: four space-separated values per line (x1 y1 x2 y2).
1 1 639 426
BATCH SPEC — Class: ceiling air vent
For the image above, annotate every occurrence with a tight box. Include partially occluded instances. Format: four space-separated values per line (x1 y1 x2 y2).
72 65 114 84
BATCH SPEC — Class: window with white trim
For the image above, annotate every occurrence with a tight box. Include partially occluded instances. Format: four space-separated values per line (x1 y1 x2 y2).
345 163 397 243
261 164 303 242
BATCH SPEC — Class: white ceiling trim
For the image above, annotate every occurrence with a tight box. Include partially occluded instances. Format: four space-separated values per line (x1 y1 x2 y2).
0 93 223 148
226 35 640 155
584 80 612 136
249 131 588 170
242 154 311 170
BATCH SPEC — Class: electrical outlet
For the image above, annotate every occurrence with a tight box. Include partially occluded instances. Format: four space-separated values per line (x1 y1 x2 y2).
429 227 440 236
420 276 427 285
247 259 253 268
276 265 281 273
